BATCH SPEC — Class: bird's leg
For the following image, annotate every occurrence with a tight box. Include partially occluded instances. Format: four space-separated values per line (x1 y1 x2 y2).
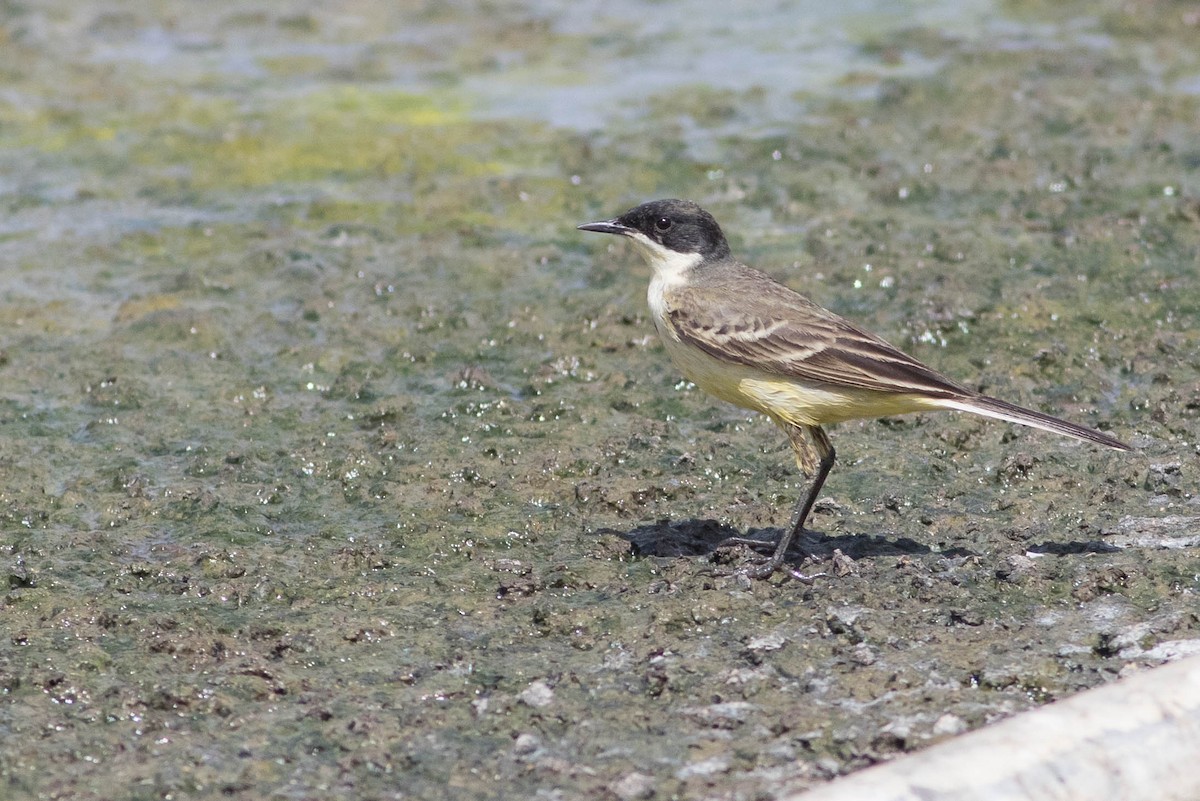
739 425 835 580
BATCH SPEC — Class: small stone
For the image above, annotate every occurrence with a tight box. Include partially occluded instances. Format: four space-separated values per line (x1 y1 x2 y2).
516 681 552 709
513 732 541 755
850 643 877 666
932 713 967 737
826 604 869 638
745 631 786 653
610 771 656 801
675 755 729 779
995 554 1037 583
815 757 841 777
681 701 757 727
831 549 858 576
518 679 554 708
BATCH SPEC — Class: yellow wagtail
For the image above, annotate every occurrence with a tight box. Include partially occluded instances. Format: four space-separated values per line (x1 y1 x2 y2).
579 199 1130 579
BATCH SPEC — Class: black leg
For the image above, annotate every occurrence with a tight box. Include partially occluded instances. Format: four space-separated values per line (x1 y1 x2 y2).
742 425 836 579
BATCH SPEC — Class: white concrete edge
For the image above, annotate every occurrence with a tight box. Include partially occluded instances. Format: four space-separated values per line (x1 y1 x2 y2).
787 653 1200 801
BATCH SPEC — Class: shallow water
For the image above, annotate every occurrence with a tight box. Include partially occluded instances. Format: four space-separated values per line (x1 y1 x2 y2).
1 1 1198 799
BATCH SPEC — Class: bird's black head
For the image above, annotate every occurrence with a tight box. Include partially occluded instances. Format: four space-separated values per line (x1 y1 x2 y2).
578 199 731 261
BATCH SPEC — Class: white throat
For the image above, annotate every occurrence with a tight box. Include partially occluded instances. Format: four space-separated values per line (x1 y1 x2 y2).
626 231 703 288
629 231 702 339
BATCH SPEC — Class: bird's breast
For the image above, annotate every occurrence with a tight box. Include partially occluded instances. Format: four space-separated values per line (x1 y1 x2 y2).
647 280 765 410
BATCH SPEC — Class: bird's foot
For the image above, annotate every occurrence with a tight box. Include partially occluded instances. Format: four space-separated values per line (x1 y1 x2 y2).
714 535 776 553
710 538 826 584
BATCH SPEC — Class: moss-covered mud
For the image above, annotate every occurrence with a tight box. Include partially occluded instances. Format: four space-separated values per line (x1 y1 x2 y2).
2 1 1198 799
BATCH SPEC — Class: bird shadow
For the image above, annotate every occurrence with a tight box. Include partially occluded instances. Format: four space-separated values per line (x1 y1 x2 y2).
1026 540 1122 555
597 517 960 566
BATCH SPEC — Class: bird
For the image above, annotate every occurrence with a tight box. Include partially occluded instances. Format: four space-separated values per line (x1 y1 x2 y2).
578 199 1130 579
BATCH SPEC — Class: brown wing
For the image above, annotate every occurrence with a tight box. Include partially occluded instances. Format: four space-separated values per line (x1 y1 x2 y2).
665 268 972 399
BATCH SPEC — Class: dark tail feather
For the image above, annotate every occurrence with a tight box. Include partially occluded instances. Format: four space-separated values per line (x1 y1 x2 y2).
937 395 1130 451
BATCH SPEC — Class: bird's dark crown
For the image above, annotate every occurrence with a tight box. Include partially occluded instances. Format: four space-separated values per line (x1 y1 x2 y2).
613 199 731 260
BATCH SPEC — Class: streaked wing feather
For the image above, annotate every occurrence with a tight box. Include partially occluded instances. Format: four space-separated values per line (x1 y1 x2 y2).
666 280 970 398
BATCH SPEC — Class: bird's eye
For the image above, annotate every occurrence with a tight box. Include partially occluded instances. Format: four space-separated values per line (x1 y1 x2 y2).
654 217 673 232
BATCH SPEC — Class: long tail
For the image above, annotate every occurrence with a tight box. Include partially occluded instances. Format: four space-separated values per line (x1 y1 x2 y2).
936 394 1130 451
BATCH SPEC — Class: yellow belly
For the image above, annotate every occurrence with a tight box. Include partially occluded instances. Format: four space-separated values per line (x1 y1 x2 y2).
659 331 936 426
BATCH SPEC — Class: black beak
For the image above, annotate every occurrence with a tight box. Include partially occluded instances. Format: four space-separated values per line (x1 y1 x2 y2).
577 219 633 236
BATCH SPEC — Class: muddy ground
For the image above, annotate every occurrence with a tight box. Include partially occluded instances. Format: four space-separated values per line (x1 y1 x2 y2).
1 1 1197 799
